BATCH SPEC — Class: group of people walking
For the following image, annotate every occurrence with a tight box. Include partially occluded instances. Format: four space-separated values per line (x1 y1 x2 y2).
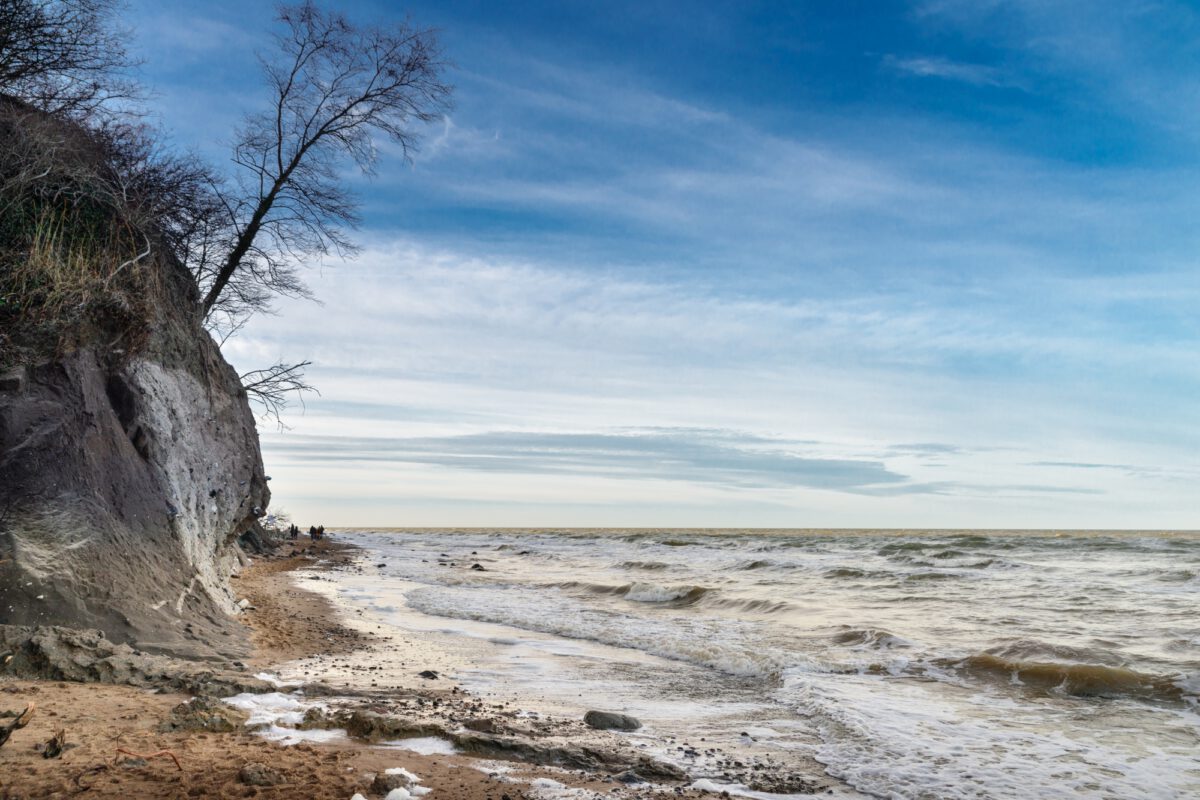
286 523 325 541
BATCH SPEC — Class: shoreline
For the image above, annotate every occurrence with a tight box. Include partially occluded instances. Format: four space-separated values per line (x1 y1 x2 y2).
0 537 781 800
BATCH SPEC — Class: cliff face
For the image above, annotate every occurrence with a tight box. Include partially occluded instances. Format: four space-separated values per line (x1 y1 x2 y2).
0 260 269 659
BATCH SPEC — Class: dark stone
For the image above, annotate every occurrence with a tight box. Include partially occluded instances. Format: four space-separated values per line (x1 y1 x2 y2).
159 696 248 732
372 772 414 793
463 717 499 734
343 710 443 742
615 771 647 785
297 707 335 730
418 669 440 679
471 563 486 571
583 710 642 731
0 367 25 393
239 762 284 786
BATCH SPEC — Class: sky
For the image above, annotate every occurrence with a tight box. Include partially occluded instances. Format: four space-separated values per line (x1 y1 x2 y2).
126 0 1200 529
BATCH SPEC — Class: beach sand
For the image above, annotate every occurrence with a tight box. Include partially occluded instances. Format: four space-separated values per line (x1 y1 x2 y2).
0 541 719 800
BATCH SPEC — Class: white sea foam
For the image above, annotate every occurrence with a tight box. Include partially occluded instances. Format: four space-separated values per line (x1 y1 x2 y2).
404 585 786 677
783 669 1200 799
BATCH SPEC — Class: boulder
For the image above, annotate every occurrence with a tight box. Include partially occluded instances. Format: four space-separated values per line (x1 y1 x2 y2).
372 771 415 794
583 710 642 731
159 696 247 732
343 710 443 742
239 762 284 786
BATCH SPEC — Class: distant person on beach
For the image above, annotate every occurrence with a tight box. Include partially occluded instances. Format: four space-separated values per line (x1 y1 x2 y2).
317 525 325 540
309 525 317 540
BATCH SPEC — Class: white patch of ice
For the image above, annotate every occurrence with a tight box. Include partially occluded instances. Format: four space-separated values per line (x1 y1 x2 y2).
525 778 604 800
385 789 412 800
379 737 458 755
253 672 295 687
466 760 518 781
223 691 312 726
385 767 422 783
258 724 348 746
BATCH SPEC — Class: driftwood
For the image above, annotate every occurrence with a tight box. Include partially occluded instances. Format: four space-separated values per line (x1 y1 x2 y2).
42 727 66 758
0 702 36 747
70 747 184 792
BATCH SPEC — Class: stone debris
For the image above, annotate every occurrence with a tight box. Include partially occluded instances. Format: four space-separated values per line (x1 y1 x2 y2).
0 625 275 697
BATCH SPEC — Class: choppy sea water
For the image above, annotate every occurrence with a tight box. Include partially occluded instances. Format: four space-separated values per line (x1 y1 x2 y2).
321 529 1200 799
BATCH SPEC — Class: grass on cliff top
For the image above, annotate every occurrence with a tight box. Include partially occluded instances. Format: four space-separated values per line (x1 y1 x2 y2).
1 185 155 369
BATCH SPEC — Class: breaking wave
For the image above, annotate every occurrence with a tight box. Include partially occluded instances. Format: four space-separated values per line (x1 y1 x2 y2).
953 652 1190 703
554 580 711 605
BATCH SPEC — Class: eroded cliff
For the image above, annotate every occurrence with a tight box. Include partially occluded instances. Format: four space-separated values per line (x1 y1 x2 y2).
0 102 270 659
0 279 268 657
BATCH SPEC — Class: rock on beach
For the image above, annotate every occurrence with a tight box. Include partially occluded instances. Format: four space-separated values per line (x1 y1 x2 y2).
583 710 642 731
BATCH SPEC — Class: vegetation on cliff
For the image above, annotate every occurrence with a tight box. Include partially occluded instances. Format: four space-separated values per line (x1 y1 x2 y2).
1 0 450 419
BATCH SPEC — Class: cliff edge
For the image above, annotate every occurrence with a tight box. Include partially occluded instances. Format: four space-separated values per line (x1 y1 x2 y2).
0 101 270 659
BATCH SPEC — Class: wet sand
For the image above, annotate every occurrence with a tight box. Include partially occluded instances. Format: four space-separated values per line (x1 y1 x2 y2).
0 540 728 800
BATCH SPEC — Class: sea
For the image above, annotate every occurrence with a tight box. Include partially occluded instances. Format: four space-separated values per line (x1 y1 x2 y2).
302 529 1200 800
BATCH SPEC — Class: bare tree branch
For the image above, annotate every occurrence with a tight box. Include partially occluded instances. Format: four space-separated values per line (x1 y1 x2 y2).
240 359 317 429
197 1 452 323
0 0 140 118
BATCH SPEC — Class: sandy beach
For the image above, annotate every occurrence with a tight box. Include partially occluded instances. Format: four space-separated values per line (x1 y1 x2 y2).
0 539 735 800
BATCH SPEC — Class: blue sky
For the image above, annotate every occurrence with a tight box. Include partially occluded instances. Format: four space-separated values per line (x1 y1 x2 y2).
128 0 1200 528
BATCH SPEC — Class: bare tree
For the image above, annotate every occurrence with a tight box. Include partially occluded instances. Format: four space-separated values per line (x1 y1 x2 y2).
0 0 138 117
197 1 451 324
240 359 317 429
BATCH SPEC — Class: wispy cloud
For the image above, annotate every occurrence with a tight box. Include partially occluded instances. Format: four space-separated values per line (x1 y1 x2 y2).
883 55 1018 88
267 429 908 491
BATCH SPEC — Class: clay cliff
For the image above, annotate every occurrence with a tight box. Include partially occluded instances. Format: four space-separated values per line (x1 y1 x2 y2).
0 102 270 659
